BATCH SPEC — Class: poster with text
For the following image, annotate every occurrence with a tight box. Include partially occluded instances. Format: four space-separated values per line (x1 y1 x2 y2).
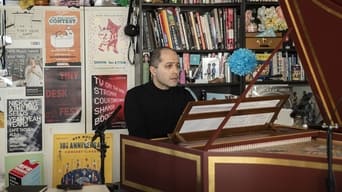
85 7 130 67
44 67 81 123
5 48 44 96
92 75 126 130
52 133 113 187
45 9 81 66
5 6 44 40
7 98 42 153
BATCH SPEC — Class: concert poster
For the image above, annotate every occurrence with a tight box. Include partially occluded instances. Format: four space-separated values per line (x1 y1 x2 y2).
45 9 81 66
92 74 127 130
7 98 42 153
44 67 81 123
52 133 113 187
85 7 130 67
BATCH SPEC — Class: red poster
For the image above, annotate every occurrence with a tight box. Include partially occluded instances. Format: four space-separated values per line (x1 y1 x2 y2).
44 67 82 123
92 75 127 130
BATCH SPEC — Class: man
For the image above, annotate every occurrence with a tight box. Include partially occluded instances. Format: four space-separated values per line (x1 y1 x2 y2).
124 47 195 139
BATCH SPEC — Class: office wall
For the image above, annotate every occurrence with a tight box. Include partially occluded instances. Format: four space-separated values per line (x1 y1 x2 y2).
0 5 133 187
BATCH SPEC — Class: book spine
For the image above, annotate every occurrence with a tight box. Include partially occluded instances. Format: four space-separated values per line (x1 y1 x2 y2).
147 12 160 48
166 8 181 50
189 11 201 50
179 12 190 50
212 8 222 48
175 7 187 50
159 8 173 49
227 8 234 50
154 10 167 47
209 15 218 49
203 13 214 50
195 11 206 50
182 12 195 50
142 12 153 50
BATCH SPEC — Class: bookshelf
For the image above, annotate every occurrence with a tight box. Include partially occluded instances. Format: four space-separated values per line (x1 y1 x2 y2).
135 0 308 98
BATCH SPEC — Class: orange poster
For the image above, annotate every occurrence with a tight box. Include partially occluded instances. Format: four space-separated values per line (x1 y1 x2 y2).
52 133 113 187
45 10 81 66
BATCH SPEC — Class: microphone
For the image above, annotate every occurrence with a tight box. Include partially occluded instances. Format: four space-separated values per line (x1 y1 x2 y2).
92 105 122 142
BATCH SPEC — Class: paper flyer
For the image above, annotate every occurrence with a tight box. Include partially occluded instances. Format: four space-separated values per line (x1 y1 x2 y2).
7 98 42 153
52 133 113 187
92 74 127 130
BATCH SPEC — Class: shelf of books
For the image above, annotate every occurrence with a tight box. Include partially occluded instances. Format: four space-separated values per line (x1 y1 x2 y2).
140 2 243 85
138 0 308 95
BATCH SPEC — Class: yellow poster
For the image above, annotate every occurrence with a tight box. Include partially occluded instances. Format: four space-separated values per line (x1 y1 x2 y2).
52 133 112 187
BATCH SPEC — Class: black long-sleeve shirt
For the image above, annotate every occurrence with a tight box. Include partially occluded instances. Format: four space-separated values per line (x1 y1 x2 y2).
124 81 195 139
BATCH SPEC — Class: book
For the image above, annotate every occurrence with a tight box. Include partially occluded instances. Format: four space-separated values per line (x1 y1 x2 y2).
226 8 235 50
181 12 195 50
159 8 173 48
291 64 301 81
142 52 150 83
166 8 181 50
175 7 187 50
195 11 206 50
6 185 48 192
188 11 200 50
189 54 201 66
200 14 212 50
182 53 190 73
155 9 168 47
142 12 153 50
212 8 222 48
245 53 271 82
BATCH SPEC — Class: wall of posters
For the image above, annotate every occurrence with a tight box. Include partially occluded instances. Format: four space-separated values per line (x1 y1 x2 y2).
52 133 113 187
0 6 133 188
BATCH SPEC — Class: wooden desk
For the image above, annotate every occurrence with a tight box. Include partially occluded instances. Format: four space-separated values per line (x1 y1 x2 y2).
47 185 110 192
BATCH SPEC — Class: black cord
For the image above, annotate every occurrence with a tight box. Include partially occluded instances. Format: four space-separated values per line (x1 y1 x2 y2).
1 9 6 69
127 36 135 64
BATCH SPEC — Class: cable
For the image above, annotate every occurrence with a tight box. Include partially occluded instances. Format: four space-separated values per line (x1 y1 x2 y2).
127 36 135 65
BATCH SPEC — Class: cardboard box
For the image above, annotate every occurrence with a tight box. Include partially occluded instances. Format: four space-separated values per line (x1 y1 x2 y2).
246 32 282 49
8 160 41 186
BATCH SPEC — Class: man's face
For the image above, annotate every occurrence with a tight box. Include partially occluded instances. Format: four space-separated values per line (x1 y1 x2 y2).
150 49 180 90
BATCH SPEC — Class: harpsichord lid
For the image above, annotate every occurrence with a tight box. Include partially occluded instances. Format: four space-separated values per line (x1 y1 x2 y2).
279 0 342 131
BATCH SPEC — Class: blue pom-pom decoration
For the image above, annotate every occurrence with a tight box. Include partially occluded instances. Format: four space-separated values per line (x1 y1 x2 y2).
228 48 257 76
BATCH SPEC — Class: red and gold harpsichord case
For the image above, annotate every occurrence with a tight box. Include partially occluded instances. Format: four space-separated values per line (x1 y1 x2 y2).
120 0 342 191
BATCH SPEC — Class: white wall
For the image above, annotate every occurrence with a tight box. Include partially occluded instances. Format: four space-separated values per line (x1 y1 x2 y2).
0 5 133 188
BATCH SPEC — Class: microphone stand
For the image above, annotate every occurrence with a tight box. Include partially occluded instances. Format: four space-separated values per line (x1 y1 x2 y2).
92 105 122 184
98 127 109 184
323 122 337 192
92 122 110 184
